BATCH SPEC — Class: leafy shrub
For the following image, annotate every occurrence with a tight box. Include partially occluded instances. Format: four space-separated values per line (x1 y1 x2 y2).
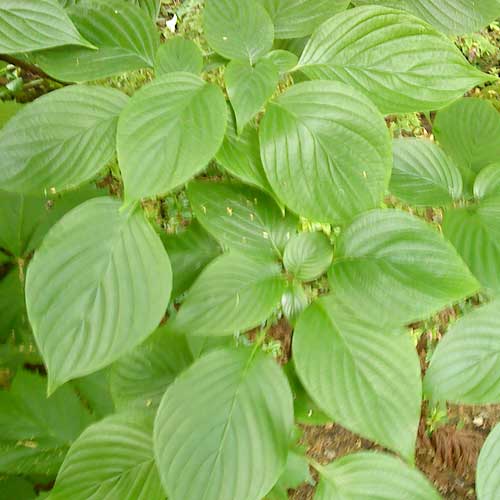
1 0 500 499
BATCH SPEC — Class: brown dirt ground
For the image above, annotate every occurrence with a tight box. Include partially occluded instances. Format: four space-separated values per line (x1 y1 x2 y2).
266 318 500 499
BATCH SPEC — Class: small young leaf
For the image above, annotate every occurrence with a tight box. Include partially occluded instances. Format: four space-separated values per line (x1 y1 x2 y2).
71 369 114 419
0 0 92 54
154 347 293 500
0 477 36 499
298 7 493 114
477 423 500 500
161 221 221 299
203 0 274 62
0 370 94 475
117 73 227 201
390 138 463 206
49 412 164 500
284 232 333 281
329 209 480 326
0 86 128 194
424 300 500 404
216 111 272 192
188 180 298 258
293 296 421 460
474 163 500 200
434 99 500 192
110 326 193 410
27 0 159 82
25 197 172 392
168 253 286 336
262 49 298 73
130 0 160 20
353 0 500 35
443 195 500 295
281 280 309 326
257 0 350 38
225 59 279 133
260 80 391 223
315 452 441 499
155 37 204 76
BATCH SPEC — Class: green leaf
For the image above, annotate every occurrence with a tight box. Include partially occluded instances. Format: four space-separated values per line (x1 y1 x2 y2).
474 163 500 200
353 0 500 35
443 197 500 295
315 451 441 499
161 221 221 299
0 100 23 129
203 0 274 62
0 370 93 475
424 301 500 404
169 253 286 336
0 269 28 343
216 111 272 192
260 81 391 223
293 296 421 460
27 0 159 82
284 232 333 281
71 368 115 418
298 7 492 114
25 197 172 392
0 184 107 258
257 0 349 38
262 49 298 73
130 0 160 20
154 347 293 500
49 412 164 500
110 326 193 410
155 37 203 76
329 209 480 326
0 86 127 194
188 180 298 258
281 280 309 326
477 423 500 500
390 138 463 207
117 72 227 201
434 99 500 192
225 59 279 133
0 477 36 499
0 0 92 54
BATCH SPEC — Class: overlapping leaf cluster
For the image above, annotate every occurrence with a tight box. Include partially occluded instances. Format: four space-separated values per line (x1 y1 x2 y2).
1 0 500 498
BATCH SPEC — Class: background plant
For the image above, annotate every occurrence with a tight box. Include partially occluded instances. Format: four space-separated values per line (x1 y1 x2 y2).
1 0 500 499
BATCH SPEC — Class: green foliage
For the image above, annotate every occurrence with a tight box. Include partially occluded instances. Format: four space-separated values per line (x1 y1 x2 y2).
1 1 500 498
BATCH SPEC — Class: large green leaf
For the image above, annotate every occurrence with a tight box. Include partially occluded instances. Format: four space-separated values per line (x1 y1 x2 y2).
0 269 28 342
283 232 333 281
110 326 193 410
161 221 221 299
443 171 500 295
353 0 500 35
0 370 93 475
188 180 298 258
215 111 271 192
0 100 23 129
390 138 463 207
154 347 293 500
49 412 163 500
297 7 492 114
314 452 441 499
293 296 421 460
424 301 500 404
203 0 274 62
0 184 107 258
155 37 203 76
257 0 350 38
27 0 159 82
329 209 480 326
117 72 227 201
0 0 92 53
434 99 500 192
477 423 500 500
168 253 286 336
260 81 391 223
0 86 127 194
25 197 172 392
130 0 160 20
225 59 279 133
